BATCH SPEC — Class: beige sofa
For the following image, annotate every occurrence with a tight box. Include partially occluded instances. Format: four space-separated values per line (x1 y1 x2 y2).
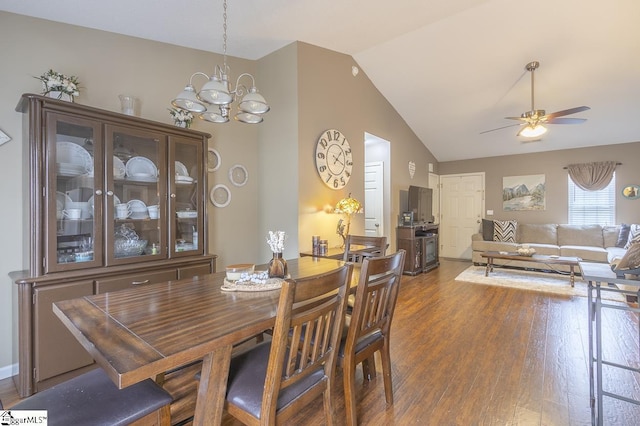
472 224 626 273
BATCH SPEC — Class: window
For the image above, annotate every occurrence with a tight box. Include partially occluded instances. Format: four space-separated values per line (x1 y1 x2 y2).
568 173 616 225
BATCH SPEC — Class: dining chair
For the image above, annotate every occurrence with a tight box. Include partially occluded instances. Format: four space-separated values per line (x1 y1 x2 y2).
343 235 387 263
8 368 172 425
338 249 406 426
222 263 353 425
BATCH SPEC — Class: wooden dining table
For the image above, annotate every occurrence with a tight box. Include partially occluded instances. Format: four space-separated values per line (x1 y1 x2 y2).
53 256 353 425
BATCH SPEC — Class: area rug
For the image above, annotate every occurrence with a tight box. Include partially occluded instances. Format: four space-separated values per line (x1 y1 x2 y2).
455 265 626 302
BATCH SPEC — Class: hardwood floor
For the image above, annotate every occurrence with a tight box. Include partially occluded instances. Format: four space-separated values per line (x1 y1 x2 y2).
2 259 639 425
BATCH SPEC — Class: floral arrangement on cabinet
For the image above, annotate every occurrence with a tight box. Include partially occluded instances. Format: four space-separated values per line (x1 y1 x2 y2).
35 69 80 101
168 107 194 128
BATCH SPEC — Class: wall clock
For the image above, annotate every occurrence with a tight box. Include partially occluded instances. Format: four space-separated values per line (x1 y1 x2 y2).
315 129 353 189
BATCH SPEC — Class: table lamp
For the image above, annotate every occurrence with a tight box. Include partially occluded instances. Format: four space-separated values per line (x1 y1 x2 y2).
335 193 362 247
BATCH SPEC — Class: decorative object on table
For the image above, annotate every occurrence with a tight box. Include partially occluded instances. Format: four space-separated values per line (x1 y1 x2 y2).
119 95 139 116
228 164 248 186
516 244 536 256
35 69 80 101
168 107 194 128
503 174 545 211
315 129 353 189
266 230 287 278
312 235 321 256
0 128 11 146
221 270 285 292
335 193 362 247
171 0 269 124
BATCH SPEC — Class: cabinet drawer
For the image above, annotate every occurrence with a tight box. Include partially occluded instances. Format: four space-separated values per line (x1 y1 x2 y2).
95 269 177 294
178 263 213 280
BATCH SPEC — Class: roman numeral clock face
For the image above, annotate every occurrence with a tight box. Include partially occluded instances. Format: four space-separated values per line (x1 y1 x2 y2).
315 129 353 189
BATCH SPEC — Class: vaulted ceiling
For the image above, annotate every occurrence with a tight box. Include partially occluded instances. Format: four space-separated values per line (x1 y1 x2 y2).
3 0 639 161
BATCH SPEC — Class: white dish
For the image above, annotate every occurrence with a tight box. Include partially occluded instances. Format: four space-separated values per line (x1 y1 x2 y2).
127 199 148 219
176 210 198 218
56 191 72 212
126 156 157 178
175 176 194 184
56 141 93 173
175 161 189 177
113 156 126 179
127 175 158 183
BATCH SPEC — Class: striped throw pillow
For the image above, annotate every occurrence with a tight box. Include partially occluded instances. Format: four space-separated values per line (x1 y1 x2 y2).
625 224 640 249
493 220 517 243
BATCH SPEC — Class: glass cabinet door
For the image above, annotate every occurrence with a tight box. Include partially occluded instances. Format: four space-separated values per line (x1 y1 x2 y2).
105 125 167 265
170 136 203 257
45 112 103 273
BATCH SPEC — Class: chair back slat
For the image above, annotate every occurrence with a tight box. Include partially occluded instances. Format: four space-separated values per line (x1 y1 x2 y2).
343 235 387 263
265 263 352 407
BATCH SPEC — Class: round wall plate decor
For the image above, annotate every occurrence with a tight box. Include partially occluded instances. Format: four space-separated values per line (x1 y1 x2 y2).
228 164 248 187
207 147 221 172
210 184 231 208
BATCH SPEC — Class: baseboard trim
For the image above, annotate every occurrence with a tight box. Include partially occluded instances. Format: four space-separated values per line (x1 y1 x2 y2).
0 363 18 380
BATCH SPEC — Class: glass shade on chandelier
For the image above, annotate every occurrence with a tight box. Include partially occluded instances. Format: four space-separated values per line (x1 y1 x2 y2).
518 123 547 138
170 0 269 124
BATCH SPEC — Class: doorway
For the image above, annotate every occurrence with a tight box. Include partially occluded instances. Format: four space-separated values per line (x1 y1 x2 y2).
439 172 485 259
364 133 390 242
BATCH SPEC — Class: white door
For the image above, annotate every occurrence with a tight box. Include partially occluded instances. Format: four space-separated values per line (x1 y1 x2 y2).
440 173 484 259
364 162 384 237
428 172 440 224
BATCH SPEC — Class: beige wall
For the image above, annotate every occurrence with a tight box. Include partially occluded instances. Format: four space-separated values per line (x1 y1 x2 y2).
439 141 640 225
0 13 436 375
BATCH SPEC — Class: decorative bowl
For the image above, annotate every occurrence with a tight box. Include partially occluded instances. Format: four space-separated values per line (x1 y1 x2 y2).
114 239 148 257
517 247 536 257
226 264 255 281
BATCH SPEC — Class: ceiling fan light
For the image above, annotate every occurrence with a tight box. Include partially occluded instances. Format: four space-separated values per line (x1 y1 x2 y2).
519 124 547 138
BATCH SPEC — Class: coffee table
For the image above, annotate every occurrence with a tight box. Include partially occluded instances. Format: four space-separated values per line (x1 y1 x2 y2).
480 251 582 287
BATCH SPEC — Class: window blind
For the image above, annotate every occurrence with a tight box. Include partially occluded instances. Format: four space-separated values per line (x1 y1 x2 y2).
568 173 616 225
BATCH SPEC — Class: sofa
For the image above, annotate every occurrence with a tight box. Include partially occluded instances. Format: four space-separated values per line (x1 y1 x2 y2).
472 222 628 273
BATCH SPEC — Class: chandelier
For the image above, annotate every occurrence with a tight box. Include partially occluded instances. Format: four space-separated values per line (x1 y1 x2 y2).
171 0 269 124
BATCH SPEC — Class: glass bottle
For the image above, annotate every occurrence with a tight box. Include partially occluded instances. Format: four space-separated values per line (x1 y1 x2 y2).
268 252 288 278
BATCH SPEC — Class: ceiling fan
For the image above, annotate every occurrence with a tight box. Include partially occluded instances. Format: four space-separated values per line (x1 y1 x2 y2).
481 61 590 137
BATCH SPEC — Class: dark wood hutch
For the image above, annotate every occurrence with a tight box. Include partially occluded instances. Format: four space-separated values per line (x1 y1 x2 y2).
11 94 216 397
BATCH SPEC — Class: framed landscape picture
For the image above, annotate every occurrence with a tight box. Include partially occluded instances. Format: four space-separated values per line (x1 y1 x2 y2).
503 174 545 211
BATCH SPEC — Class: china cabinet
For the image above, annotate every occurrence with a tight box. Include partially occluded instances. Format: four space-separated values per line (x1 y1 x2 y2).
11 94 217 397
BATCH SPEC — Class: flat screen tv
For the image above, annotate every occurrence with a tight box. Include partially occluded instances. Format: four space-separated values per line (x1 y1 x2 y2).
408 185 434 224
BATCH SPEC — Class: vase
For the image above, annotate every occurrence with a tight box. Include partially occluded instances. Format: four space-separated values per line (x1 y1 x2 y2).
268 252 288 279
174 121 190 128
47 91 73 102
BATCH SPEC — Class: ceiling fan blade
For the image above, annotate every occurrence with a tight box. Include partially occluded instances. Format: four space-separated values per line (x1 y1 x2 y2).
479 123 522 134
546 117 587 125
505 116 527 121
545 106 590 120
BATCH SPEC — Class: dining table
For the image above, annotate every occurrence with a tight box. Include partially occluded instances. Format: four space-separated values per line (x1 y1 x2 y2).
53 256 355 425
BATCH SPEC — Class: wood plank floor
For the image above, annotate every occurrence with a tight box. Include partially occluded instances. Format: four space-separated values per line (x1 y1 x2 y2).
2 259 639 425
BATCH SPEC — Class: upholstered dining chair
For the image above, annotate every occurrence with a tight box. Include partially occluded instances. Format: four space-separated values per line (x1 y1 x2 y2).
343 235 387 263
222 263 353 425
8 368 172 425
338 249 406 426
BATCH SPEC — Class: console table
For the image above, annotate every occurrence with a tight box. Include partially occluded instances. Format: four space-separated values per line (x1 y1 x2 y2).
579 262 640 426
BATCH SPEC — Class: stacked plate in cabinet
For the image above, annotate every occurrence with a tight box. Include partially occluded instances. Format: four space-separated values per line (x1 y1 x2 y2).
126 156 158 182
175 161 194 184
56 141 93 176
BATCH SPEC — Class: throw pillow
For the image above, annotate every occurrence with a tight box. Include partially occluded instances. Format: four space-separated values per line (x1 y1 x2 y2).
614 242 640 270
624 224 640 249
482 219 494 241
493 220 517 243
616 224 631 248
